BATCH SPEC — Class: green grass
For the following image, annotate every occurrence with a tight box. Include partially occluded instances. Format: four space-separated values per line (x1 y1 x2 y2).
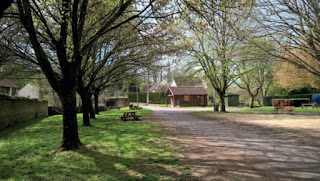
0 108 182 180
242 106 320 112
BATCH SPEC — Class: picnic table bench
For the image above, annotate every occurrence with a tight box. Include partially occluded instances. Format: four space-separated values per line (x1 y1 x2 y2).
274 106 295 114
301 103 318 109
119 111 142 121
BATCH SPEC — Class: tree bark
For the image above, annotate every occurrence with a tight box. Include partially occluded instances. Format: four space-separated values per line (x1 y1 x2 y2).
81 94 91 126
218 93 226 112
94 93 99 114
249 96 255 108
89 97 95 119
59 88 82 150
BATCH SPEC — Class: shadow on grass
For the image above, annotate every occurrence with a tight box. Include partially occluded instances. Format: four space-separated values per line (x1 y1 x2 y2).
0 116 47 138
75 146 185 180
0 109 191 180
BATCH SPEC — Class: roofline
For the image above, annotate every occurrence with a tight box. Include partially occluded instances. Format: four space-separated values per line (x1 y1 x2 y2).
166 86 208 96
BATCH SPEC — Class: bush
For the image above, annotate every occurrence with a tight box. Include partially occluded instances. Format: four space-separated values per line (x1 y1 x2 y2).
272 99 294 106
291 98 310 107
288 86 319 95
98 104 106 112
48 106 62 115
105 98 117 108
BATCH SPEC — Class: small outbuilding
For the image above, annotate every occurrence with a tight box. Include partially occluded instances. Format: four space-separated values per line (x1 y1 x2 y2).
165 87 208 107
0 79 18 96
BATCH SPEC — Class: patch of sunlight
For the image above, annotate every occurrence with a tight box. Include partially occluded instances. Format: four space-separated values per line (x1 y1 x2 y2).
114 163 127 170
126 169 144 178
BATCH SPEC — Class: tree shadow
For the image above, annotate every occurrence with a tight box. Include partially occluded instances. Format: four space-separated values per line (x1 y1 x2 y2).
76 146 196 180
0 116 48 138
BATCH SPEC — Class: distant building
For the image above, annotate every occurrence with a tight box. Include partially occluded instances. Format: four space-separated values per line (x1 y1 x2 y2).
165 87 208 107
18 83 81 107
143 81 170 93
0 79 18 96
18 83 43 99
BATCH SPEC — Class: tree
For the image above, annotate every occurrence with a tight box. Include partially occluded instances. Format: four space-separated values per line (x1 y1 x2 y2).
177 0 252 112
274 52 320 90
236 40 274 108
4 0 158 150
255 0 320 78
0 0 13 18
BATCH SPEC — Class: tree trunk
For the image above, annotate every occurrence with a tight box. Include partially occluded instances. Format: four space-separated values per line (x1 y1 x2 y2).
218 93 226 112
59 88 82 150
94 93 99 114
249 96 255 108
81 94 91 126
89 97 95 119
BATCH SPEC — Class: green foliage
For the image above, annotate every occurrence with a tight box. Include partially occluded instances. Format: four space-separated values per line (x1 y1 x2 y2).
288 86 320 95
105 98 117 107
267 83 289 96
0 108 182 180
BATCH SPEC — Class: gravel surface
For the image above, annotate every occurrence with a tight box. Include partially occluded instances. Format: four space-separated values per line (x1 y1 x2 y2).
145 106 320 180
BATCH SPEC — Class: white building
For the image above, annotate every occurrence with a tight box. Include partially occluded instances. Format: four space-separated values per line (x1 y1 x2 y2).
18 83 41 99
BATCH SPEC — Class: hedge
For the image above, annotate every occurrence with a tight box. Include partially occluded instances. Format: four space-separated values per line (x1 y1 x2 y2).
128 92 169 104
264 94 312 106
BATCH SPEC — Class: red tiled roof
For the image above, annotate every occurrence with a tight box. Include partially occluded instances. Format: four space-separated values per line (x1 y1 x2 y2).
0 79 18 88
166 87 207 96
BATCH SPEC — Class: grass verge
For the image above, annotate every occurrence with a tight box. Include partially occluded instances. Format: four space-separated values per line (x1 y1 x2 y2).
0 108 183 180
242 106 320 113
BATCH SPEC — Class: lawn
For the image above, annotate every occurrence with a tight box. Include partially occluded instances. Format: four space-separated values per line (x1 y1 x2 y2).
0 108 183 181
242 106 320 113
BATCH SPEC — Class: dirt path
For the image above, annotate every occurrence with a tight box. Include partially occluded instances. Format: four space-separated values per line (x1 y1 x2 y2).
145 106 320 180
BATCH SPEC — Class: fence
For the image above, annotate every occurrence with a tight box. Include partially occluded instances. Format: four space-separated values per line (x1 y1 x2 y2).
128 92 169 104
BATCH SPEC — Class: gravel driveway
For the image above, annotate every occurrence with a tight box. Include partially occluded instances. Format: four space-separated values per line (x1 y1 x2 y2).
145 106 320 180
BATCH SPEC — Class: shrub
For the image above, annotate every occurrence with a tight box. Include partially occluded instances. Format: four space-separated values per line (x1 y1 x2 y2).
272 99 294 106
98 104 106 111
288 86 320 95
48 106 62 115
105 98 117 108
291 98 310 107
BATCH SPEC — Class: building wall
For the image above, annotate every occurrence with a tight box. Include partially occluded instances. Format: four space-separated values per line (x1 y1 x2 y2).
0 87 18 96
18 83 40 99
224 94 240 107
172 95 207 107
0 99 48 129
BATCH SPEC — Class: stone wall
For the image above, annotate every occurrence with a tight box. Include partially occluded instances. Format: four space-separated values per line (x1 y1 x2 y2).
0 96 48 129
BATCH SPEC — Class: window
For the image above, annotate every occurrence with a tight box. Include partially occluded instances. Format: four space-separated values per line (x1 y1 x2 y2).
184 95 190 101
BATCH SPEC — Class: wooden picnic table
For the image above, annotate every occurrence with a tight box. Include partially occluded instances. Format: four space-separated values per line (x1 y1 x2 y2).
119 111 142 121
129 105 142 110
301 103 318 109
